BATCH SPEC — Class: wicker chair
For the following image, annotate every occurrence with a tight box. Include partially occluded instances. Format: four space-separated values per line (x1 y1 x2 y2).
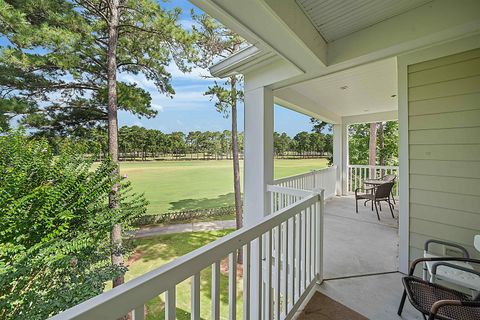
355 181 394 220
371 174 397 204
398 257 480 320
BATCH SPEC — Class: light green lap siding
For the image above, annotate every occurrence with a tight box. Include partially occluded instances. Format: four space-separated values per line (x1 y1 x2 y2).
408 48 480 262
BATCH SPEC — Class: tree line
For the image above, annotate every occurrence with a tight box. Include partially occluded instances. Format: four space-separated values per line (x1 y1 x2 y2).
48 126 334 161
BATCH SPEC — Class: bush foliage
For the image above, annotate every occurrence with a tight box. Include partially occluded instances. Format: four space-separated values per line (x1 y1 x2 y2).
0 131 147 319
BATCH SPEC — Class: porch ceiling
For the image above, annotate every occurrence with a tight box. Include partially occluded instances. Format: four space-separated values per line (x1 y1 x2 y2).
274 57 398 122
296 0 434 42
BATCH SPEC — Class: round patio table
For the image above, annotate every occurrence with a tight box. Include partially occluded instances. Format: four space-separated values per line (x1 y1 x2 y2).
363 179 386 188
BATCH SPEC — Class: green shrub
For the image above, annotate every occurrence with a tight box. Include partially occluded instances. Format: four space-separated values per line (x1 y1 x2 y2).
0 131 147 319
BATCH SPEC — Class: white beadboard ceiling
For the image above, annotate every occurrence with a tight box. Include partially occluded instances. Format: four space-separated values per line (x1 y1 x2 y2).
296 0 434 42
286 57 398 116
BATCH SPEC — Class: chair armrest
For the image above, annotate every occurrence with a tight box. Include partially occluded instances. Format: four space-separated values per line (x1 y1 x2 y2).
409 257 480 276
430 299 480 320
431 261 480 278
425 239 470 258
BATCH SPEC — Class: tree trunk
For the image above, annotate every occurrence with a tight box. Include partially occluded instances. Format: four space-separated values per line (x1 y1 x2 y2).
378 122 385 176
230 76 243 264
369 122 377 179
107 0 124 289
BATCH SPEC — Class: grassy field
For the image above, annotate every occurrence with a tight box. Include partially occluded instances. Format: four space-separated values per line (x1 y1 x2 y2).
117 159 328 318
126 230 239 320
121 158 328 214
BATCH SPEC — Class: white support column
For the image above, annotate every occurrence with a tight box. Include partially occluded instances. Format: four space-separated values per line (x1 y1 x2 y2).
333 122 348 195
243 85 274 318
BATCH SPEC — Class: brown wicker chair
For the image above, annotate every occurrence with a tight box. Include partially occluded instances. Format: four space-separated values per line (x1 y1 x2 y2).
355 181 394 220
398 257 480 320
370 174 397 204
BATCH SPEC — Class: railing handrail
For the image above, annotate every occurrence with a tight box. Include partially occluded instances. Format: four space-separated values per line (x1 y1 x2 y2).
347 164 398 170
267 184 313 197
51 191 323 320
272 165 336 185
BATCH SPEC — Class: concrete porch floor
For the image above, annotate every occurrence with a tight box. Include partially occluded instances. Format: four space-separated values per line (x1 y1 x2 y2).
300 196 422 319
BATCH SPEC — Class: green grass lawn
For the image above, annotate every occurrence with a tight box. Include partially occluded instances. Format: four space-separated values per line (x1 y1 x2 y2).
121 158 328 214
117 159 329 318
126 230 240 320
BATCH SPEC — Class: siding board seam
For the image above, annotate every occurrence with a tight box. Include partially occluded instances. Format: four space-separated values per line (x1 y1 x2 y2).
409 126 480 131
411 202 480 211
409 107 480 117
408 90 480 103
410 217 480 232
408 74 480 89
409 173 480 179
408 109 480 117
409 143 480 146
410 187 480 198
408 56 480 75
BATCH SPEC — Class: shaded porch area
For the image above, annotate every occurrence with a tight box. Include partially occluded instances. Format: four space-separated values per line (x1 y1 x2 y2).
299 195 421 319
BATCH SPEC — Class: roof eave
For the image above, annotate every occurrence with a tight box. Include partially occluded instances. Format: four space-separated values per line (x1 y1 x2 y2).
209 45 277 78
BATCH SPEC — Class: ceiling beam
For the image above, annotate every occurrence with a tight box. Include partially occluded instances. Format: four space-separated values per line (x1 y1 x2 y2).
274 88 341 124
190 0 327 74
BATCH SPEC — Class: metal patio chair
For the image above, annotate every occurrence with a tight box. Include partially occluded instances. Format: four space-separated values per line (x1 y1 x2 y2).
369 174 397 204
355 181 394 220
398 256 480 320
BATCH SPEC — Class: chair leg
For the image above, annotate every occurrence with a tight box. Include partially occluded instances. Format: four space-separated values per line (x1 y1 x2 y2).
356 198 358 213
397 290 407 316
379 201 382 211
388 200 395 218
371 198 374 211
374 201 380 220
391 190 396 204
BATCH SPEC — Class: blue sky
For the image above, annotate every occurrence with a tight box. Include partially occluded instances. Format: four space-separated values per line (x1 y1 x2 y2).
118 0 314 137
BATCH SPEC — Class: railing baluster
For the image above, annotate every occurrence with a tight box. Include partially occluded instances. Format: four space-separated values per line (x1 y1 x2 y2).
133 305 145 320
296 212 301 298
212 262 220 320
265 230 273 320
302 208 307 291
274 226 281 320
191 273 200 320
290 216 296 307
306 206 311 284
228 252 237 320
283 220 290 316
349 166 352 193
310 204 314 281
256 236 263 320
165 287 176 320
243 243 251 320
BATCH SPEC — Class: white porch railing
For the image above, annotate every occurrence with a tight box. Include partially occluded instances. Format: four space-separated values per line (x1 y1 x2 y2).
272 166 337 200
50 189 324 320
347 165 399 196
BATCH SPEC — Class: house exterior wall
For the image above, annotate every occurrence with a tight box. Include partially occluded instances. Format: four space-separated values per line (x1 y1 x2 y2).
407 48 480 261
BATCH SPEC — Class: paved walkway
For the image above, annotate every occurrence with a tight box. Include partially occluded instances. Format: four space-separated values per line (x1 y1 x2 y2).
132 220 236 238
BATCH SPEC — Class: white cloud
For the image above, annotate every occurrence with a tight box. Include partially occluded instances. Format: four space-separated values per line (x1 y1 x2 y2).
152 104 164 112
166 63 217 82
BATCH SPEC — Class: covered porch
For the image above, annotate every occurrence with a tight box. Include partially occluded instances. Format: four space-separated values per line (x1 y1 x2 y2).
49 1 480 319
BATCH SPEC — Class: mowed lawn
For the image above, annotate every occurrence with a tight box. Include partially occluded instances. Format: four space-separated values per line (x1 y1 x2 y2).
121 158 328 214
126 230 239 320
